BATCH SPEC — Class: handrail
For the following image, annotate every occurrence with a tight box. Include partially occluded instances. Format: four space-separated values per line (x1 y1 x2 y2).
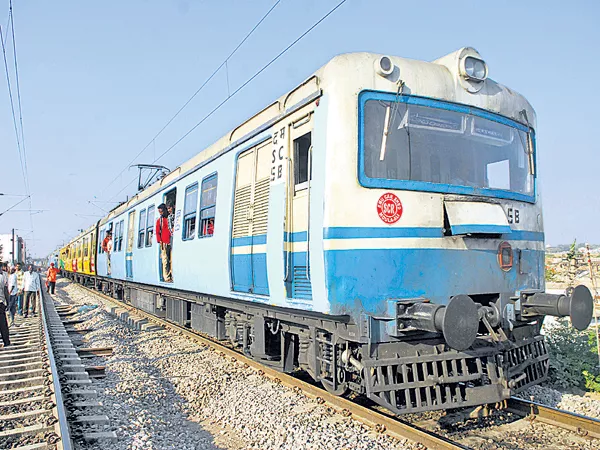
306 145 313 281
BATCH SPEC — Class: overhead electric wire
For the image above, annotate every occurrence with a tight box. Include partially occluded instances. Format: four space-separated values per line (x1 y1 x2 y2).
0 24 26 192
9 0 27 177
0 195 30 217
98 0 283 199
2 1 35 252
107 0 349 202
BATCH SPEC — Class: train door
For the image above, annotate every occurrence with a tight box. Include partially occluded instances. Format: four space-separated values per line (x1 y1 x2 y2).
286 114 313 300
126 210 135 278
159 188 176 282
90 229 96 274
77 239 83 272
231 141 271 294
83 236 89 273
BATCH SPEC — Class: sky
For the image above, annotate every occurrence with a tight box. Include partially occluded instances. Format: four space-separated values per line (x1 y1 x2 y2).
0 0 598 258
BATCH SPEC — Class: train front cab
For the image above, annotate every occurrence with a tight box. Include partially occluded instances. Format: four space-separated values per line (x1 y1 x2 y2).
315 50 593 415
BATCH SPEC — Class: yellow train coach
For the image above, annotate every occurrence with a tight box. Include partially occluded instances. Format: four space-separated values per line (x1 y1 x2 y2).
60 223 98 276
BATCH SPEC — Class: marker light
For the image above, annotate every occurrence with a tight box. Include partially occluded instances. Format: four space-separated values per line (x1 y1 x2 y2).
374 55 394 77
462 56 488 82
498 241 513 272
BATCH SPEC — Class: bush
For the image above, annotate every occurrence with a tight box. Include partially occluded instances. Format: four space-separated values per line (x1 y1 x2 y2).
544 318 600 392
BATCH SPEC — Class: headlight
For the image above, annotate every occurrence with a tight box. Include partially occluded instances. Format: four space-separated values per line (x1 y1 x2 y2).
463 56 487 82
374 55 395 77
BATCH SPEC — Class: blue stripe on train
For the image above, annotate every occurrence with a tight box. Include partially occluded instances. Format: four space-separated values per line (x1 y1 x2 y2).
323 227 544 241
324 247 544 316
231 234 267 247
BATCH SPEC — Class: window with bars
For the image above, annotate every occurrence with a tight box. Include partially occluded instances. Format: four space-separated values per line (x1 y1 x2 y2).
146 205 155 247
99 230 105 254
84 237 89 257
113 222 120 252
183 183 198 240
199 174 218 237
138 209 146 248
294 132 312 192
116 220 124 252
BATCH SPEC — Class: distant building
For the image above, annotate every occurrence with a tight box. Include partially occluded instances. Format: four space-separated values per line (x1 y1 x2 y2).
0 233 27 265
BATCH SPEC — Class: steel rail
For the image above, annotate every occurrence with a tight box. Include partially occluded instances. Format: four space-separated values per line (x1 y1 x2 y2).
80 284 469 450
40 287 74 450
507 397 600 440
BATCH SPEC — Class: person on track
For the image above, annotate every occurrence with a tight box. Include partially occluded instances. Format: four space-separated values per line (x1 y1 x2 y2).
47 262 59 294
0 266 11 346
156 203 173 282
23 264 41 318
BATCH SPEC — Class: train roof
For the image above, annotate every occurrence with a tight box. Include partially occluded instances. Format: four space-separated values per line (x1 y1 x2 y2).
95 48 536 227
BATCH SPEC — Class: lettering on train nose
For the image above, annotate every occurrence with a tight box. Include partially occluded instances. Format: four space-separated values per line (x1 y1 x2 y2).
507 207 520 224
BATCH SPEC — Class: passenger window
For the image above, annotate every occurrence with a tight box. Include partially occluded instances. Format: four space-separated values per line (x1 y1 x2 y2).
183 183 198 240
199 174 218 237
138 209 146 248
113 222 119 252
146 205 155 247
116 220 124 252
84 238 88 257
294 132 311 191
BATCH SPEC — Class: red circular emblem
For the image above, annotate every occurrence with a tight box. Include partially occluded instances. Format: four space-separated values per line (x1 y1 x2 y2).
377 193 403 224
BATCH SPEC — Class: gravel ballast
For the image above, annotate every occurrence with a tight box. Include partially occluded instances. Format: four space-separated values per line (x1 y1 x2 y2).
52 280 415 450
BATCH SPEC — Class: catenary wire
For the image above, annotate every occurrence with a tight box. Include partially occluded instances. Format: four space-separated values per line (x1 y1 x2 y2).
97 0 283 199
9 0 26 177
107 0 349 203
0 195 30 217
0 24 27 193
7 0 35 252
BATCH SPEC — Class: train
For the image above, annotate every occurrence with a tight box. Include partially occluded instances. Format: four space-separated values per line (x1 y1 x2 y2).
59 47 594 416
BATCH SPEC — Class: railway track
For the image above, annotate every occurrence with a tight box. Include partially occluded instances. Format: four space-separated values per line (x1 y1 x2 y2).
507 397 600 440
71 282 600 449
74 284 471 450
0 288 115 450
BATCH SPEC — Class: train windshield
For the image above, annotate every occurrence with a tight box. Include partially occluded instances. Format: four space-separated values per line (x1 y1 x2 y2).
362 98 534 198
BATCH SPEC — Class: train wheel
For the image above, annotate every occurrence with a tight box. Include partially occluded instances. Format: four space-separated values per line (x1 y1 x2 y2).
321 367 350 396
321 379 349 396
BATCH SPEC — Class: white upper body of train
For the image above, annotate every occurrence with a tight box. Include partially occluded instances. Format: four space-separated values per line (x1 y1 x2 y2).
91 47 542 332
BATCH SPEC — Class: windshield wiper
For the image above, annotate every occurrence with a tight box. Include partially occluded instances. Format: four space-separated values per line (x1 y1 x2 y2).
379 81 406 162
379 104 391 161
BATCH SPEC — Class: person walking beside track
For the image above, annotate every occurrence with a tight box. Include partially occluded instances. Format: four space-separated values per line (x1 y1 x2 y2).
0 264 11 347
23 265 40 318
46 262 59 294
7 267 18 326
15 263 24 316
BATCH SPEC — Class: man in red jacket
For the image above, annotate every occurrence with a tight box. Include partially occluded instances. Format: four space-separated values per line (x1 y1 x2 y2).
156 203 173 282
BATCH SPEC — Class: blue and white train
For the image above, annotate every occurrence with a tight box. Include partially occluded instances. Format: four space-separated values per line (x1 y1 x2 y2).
61 48 593 415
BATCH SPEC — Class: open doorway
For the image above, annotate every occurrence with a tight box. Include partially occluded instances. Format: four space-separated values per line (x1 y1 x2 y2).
159 188 177 282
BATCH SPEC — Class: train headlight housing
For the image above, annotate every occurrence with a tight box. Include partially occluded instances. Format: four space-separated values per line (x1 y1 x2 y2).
498 241 513 271
374 55 395 77
461 56 488 82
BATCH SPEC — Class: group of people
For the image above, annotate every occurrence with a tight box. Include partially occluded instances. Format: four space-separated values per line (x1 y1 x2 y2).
0 262 60 347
